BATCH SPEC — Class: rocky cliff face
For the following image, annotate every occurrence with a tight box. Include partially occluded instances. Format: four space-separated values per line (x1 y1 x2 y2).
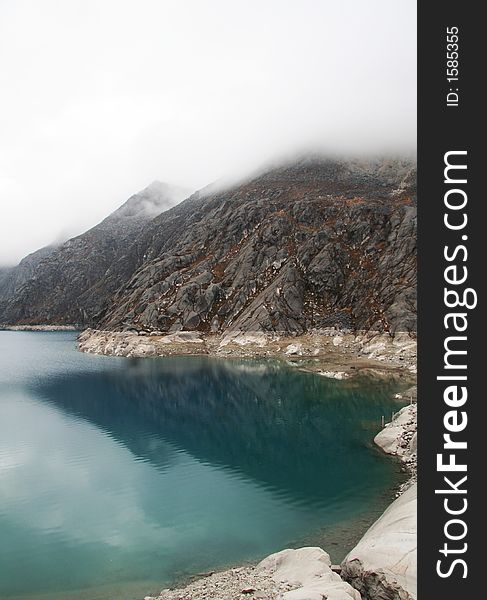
99 157 416 335
0 181 188 325
0 246 56 302
1 157 416 334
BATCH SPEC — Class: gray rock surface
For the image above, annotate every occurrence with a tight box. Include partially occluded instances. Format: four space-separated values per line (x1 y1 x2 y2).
0 245 56 302
100 158 417 335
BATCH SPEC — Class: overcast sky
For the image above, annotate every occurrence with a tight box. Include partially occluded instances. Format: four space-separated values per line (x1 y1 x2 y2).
0 0 416 265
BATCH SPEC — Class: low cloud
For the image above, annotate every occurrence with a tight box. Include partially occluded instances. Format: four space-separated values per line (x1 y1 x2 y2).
0 0 416 265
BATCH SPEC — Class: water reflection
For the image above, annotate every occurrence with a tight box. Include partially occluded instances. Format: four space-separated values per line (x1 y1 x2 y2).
33 357 403 505
0 334 406 598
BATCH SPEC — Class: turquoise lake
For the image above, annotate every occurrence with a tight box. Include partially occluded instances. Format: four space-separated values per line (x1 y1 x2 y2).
0 331 406 599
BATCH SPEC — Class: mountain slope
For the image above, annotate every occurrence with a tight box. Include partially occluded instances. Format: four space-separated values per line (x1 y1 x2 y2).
97 157 417 335
0 181 189 325
0 245 56 302
1 158 416 334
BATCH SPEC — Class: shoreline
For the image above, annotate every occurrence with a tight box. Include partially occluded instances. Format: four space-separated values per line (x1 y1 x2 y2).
78 328 416 381
0 324 80 332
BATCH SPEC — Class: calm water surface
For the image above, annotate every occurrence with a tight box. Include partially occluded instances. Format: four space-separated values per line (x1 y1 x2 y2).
0 331 406 599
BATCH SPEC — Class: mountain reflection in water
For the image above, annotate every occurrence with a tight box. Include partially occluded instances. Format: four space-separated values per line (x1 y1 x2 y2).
0 333 406 599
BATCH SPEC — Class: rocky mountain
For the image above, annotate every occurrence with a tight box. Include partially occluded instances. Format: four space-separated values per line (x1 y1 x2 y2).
1 157 416 334
0 181 189 325
0 245 57 302
99 157 417 335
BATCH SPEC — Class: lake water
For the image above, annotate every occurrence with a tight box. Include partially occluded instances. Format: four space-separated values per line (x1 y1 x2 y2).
0 331 406 599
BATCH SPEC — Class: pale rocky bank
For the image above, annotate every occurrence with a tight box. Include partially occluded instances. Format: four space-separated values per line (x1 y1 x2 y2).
0 324 79 331
341 403 417 600
78 329 416 379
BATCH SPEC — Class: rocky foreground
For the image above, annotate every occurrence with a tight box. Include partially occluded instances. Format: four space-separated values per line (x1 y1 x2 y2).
147 548 361 600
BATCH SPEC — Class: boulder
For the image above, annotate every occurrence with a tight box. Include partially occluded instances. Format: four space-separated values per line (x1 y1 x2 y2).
341 484 417 599
257 547 361 600
374 405 416 458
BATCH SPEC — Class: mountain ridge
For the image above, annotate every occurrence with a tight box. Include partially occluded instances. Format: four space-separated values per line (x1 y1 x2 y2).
0 157 416 335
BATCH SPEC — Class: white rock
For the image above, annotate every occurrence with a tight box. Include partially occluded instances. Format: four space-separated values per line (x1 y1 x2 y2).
374 404 416 457
343 484 417 599
159 331 203 344
317 370 349 380
285 343 303 356
362 341 387 356
409 432 417 454
219 331 270 347
257 547 361 600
